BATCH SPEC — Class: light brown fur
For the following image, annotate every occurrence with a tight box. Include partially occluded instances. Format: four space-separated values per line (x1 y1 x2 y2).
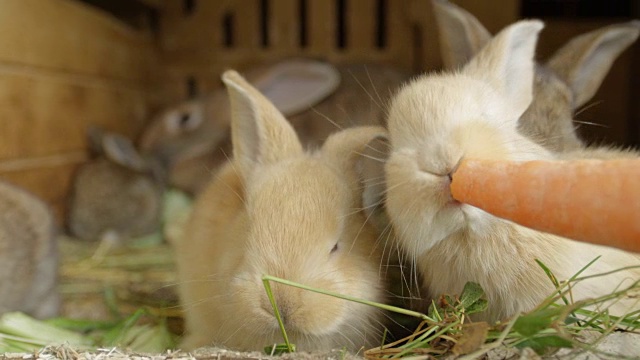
174 71 388 352
382 20 640 323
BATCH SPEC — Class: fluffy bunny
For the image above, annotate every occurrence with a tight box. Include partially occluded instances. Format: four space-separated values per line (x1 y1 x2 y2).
0 180 59 318
68 127 165 242
139 60 409 195
432 0 640 153
173 70 388 352
380 20 640 323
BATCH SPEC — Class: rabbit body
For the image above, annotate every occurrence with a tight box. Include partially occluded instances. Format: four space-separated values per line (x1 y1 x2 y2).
382 20 640 322
0 181 58 318
174 71 388 352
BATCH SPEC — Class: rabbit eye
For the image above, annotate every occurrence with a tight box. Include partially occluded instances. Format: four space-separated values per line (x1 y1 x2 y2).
330 243 339 254
179 113 191 127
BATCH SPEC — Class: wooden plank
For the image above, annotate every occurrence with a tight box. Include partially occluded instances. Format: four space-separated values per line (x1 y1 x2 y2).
410 0 443 71
452 0 519 34
0 163 81 225
307 0 337 51
386 0 415 70
346 0 377 50
0 0 154 83
232 0 261 48
160 0 224 51
0 71 149 160
268 0 300 49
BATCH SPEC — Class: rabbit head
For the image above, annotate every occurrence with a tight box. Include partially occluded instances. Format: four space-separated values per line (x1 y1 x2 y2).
68 127 165 241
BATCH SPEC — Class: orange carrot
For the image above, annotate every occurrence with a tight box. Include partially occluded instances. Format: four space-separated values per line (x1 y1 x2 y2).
450 159 640 253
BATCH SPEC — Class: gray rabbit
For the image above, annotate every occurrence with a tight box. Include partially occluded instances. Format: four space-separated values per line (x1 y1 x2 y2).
0 180 59 318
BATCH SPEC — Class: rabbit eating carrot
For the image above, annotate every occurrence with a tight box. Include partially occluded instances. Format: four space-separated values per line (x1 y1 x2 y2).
376 19 640 323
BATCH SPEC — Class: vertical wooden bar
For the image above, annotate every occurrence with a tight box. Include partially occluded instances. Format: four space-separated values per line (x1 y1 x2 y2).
268 0 300 50
454 0 520 34
410 0 444 71
347 0 376 50
307 0 337 52
386 0 414 69
233 0 261 48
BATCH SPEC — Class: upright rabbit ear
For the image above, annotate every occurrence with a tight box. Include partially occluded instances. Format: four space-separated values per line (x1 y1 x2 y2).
252 59 341 117
222 70 304 178
322 126 388 206
432 0 492 69
546 21 640 108
358 136 391 232
101 133 149 172
464 20 544 117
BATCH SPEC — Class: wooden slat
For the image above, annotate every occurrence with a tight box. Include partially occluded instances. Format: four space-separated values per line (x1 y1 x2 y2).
0 0 154 83
232 0 261 48
386 0 414 70
452 0 519 34
0 71 149 160
160 0 224 51
268 0 300 49
307 0 337 51
0 163 81 225
347 0 377 50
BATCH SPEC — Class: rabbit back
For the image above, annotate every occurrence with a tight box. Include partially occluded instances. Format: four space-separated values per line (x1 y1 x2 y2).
0 181 58 318
68 159 163 241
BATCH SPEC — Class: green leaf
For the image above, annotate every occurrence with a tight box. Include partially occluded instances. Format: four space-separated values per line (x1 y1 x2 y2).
466 299 488 315
513 307 564 336
264 343 297 355
459 282 485 310
516 335 573 355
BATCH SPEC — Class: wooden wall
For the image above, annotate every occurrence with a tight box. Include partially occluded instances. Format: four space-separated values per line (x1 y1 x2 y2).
0 0 637 224
0 0 157 221
156 0 519 106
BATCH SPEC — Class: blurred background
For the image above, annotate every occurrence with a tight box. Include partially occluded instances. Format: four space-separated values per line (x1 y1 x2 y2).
0 0 638 222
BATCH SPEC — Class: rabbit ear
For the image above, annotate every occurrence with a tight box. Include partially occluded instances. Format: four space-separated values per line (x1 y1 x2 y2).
322 126 388 194
464 20 544 118
252 59 341 117
358 136 391 232
101 133 149 172
222 70 304 177
546 21 640 108
432 0 492 69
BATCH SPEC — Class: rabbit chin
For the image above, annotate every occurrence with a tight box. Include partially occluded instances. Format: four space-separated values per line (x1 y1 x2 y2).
385 152 495 256
230 273 377 351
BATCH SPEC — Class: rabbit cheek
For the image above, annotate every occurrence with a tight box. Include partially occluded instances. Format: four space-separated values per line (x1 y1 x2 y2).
385 150 466 254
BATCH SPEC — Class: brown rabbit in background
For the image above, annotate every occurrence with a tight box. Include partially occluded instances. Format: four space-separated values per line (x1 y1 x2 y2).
432 0 640 154
139 59 409 195
174 70 389 352
0 180 59 318
68 127 165 242
377 20 640 323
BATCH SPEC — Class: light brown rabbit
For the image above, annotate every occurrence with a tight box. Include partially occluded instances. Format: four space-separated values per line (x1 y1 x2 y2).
0 180 59 318
174 70 389 352
377 20 640 323
68 127 165 242
139 60 409 195
432 0 640 153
